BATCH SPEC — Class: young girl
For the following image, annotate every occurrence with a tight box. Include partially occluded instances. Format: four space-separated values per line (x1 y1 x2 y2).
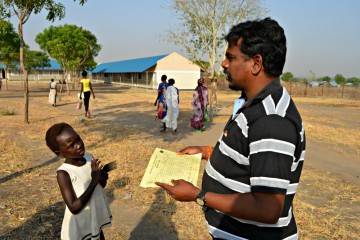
45 123 112 240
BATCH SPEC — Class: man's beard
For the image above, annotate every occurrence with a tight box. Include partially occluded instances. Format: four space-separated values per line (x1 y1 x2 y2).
224 69 242 91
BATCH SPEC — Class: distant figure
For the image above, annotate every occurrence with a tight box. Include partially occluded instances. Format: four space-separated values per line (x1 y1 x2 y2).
79 70 95 118
191 78 209 132
0 78 2 91
161 78 179 135
155 75 168 120
48 78 57 107
45 123 112 240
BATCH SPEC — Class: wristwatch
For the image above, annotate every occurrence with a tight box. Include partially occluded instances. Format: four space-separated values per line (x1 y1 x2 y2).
195 190 207 207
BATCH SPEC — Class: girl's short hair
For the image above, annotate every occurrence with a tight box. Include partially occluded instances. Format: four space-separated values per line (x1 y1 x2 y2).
45 123 73 153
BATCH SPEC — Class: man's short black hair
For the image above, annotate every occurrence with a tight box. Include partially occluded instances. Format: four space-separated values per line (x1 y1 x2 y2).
45 123 73 153
161 75 167 82
168 78 175 85
81 70 88 77
225 17 286 77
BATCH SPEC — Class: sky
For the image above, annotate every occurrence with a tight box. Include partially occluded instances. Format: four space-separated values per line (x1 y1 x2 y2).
9 0 360 78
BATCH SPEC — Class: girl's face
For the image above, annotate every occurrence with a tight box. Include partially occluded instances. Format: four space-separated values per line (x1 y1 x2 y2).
55 128 85 159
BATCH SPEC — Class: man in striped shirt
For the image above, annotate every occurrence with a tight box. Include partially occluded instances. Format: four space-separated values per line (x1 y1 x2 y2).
156 17 305 240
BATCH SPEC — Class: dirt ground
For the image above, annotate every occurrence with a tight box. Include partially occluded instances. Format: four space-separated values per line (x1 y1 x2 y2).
0 81 359 239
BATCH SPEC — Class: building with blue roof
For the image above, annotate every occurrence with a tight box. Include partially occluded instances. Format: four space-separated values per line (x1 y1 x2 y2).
0 60 64 81
91 52 201 90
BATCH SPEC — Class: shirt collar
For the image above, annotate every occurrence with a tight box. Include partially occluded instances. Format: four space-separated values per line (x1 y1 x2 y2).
244 77 282 107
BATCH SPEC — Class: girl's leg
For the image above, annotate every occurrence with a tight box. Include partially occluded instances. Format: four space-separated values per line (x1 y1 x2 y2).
84 91 91 117
100 230 105 240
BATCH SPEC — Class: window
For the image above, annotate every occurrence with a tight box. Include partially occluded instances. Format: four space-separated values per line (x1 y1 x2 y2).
125 73 131 79
138 73 142 80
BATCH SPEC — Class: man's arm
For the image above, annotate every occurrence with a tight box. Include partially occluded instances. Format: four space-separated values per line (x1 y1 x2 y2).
156 180 285 224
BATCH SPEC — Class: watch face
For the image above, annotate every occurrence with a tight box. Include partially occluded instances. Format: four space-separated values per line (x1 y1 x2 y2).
196 198 205 206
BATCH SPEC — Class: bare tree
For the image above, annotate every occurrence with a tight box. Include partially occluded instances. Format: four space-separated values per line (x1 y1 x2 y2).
164 0 266 107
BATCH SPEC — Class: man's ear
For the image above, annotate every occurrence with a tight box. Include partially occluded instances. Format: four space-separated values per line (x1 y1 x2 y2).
251 54 263 75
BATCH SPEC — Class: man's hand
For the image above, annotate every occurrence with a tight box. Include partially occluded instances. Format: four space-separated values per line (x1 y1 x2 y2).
177 146 208 160
177 146 203 155
155 179 200 202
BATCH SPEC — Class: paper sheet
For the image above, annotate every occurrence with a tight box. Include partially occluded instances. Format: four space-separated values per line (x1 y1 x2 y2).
140 148 202 188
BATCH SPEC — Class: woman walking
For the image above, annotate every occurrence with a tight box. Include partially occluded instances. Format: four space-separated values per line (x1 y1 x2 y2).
161 78 179 135
191 78 208 132
79 70 95 118
49 78 57 107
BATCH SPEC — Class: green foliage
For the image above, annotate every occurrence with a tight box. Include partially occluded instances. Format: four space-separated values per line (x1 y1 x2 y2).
24 49 50 71
334 74 346 86
0 0 88 123
35 24 101 74
347 77 360 86
193 59 210 74
281 72 294 82
322 76 331 82
0 107 15 115
0 19 20 68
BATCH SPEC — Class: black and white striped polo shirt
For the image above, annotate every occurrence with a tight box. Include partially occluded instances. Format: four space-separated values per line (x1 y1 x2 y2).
202 78 306 240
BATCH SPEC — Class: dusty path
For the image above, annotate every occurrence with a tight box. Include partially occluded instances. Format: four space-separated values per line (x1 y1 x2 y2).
1 82 359 239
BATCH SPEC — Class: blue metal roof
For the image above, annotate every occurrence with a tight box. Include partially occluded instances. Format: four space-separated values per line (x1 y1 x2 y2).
0 60 62 70
92 54 169 73
41 60 62 70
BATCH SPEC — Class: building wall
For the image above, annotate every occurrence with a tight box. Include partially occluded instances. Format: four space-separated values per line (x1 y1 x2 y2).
0 69 64 81
154 52 200 90
91 52 200 90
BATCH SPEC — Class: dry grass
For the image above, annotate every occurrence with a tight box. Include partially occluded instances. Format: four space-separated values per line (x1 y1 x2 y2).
0 81 359 239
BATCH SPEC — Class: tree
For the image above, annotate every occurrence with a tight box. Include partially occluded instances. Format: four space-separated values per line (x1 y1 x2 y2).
35 24 100 94
281 72 294 82
322 76 331 83
23 48 50 84
335 74 346 98
164 0 266 108
347 77 360 86
0 0 87 124
280 71 294 94
334 74 346 85
0 19 20 90
193 59 211 75
309 70 315 81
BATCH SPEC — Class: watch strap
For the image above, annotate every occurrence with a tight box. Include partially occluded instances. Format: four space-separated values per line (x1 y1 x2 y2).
196 190 207 205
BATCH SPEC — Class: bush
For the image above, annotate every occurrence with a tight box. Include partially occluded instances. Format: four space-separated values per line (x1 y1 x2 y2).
0 108 16 116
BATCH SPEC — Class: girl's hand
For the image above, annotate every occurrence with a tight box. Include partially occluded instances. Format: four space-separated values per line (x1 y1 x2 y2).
91 159 102 183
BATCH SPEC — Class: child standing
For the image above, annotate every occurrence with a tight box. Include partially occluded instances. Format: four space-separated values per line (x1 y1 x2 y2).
45 123 112 240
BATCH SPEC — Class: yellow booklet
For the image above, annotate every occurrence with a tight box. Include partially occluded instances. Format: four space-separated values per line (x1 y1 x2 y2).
140 148 202 188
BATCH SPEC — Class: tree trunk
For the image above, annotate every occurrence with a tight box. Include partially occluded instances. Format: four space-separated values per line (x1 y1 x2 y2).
210 78 218 109
18 21 29 124
289 80 292 95
342 85 345 98
304 84 308 96
5 69 9 90
59 81 63 101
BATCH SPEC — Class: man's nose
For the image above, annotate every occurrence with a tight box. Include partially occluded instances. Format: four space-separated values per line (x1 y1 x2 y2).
221 59 228 68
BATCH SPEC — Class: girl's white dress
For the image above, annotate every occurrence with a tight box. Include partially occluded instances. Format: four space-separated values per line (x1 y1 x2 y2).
57 153 112 240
